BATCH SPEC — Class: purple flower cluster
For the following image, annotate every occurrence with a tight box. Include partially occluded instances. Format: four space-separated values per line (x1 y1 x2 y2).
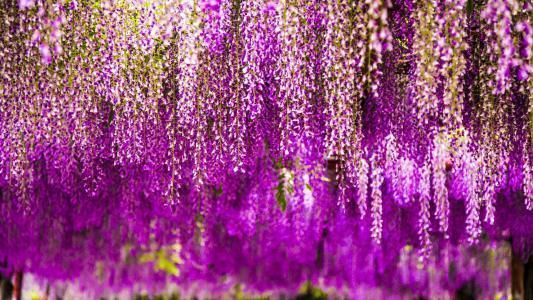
0 0 532 297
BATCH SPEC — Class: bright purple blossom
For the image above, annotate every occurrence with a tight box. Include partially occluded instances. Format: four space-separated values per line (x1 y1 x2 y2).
0 0 532 298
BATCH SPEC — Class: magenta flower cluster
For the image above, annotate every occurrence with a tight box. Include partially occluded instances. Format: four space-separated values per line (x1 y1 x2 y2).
0 0 532 297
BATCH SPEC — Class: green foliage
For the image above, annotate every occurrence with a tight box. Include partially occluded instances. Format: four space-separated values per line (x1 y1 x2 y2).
273 158 294 212
275 175 287 212
134 293 179 300
297 282 328 300
138 244 183 277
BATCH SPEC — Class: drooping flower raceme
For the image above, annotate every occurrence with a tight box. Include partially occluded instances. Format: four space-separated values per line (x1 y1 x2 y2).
0 0 532 297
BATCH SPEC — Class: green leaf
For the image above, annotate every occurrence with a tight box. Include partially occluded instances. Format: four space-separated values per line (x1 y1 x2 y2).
155 251 180 276
275 175 287 212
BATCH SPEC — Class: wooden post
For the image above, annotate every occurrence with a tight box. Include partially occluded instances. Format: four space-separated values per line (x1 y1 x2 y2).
326 158 340 191
12 271 22 300
0 275 13 300
524 256 533 300
511 249 525 300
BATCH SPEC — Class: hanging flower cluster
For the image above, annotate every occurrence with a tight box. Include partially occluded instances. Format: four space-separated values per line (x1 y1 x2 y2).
0 0 532 296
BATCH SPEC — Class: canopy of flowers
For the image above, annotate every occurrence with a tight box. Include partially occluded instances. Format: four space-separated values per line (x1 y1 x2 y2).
0 0 532 297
